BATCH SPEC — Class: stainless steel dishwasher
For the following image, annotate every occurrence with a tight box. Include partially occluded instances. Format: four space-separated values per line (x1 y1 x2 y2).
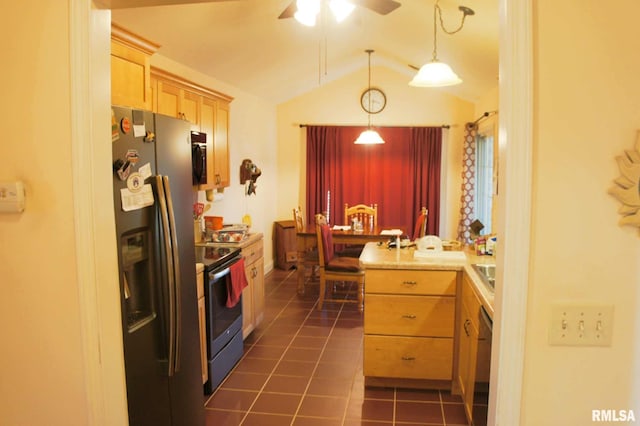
473 306 492 426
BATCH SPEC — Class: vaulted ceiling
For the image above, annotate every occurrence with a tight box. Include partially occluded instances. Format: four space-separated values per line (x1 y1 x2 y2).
109 0 498 104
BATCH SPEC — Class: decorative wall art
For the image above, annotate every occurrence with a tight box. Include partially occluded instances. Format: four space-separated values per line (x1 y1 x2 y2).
609 131 640 233
240 159 262 195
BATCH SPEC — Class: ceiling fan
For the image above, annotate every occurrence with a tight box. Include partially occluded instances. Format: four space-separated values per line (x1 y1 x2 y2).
278 0 401 20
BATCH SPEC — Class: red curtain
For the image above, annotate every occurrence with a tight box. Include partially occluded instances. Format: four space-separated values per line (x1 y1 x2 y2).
306 126 442 237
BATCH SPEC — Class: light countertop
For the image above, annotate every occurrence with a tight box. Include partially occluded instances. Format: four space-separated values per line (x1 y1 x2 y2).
359 242 495 319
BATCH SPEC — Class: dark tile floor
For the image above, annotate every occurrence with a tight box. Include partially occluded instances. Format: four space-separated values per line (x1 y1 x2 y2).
204 268 470 425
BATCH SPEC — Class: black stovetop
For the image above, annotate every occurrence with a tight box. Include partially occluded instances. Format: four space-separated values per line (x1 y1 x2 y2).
195 246 242 273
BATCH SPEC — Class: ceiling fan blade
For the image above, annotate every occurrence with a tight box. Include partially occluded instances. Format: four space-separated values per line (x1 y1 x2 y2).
351 0 401 15
278 0 297 19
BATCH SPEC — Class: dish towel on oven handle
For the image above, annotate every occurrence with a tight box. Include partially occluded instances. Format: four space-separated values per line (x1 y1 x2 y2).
226 258 248 308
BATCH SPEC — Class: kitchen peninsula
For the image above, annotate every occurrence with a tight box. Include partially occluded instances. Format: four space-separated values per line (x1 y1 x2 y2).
359 242 495 425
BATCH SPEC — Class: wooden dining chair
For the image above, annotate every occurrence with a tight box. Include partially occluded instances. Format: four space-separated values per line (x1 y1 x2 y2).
315 213 365 312
341 203 378 257
412 207 428 240
344 203 378 230
293 206 318 282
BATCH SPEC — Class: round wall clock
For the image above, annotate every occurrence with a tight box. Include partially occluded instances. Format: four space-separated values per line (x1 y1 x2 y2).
360 88 386 114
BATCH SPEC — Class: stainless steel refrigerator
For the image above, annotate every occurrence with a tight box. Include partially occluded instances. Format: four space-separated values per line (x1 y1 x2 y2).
111 106 204 426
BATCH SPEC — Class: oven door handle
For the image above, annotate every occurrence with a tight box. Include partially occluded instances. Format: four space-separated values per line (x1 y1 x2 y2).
210 267 231 283
155 175 177 377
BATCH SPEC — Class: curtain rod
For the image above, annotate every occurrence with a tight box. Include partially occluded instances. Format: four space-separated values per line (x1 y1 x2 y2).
299 123 451 129
466 110 498 129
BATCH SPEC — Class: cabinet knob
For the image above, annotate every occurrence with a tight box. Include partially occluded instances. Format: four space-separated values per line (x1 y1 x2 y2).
401 314 417 319
401 280 417 286
401 356 416 361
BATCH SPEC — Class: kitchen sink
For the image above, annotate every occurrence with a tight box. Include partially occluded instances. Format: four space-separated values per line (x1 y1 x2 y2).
472 263 496 290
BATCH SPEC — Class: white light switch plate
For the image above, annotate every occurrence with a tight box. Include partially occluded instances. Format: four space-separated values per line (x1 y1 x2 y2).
549 302 614 346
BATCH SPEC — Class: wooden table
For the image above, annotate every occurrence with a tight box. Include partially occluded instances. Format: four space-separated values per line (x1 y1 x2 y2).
295 225 404 294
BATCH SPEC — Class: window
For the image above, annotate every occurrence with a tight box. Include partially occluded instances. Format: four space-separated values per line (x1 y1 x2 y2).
475 128 494 234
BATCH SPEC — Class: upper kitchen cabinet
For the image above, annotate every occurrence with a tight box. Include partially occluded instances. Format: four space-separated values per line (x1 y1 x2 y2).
110 23 159 110
151 68 233 190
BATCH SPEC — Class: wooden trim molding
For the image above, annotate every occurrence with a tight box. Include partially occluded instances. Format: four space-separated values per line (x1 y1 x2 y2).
491 0 533 425
111 22 160 55
151 66 234 102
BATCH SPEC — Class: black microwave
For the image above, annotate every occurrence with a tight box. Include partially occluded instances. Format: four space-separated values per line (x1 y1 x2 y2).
191 131 207 185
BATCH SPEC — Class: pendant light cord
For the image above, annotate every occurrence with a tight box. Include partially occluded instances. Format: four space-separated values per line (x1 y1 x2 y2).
432 0 473 61
366 49 373 128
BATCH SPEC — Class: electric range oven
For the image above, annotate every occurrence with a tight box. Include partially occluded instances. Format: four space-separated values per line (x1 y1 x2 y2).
195 246 243 394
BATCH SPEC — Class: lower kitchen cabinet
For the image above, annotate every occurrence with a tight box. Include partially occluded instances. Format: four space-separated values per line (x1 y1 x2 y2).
456 271 483 423
196 263 207 384
241 235 265 339
363 269 458 388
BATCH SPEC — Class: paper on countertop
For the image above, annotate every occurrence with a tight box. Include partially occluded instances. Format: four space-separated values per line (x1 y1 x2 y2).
413 250 467 260
380 229 403 236
332 225 352 231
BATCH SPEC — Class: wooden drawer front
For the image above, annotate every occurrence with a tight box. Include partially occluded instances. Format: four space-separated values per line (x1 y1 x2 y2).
242 240 263 266
365 269 457 296
365 295 455 337
364 335 453 380
462 274 481 316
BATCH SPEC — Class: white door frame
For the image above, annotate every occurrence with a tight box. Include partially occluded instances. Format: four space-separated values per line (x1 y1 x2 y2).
69 0 534 424
489 1 533 425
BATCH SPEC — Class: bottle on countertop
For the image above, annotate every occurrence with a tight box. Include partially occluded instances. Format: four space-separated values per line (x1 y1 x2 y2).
475 236 486 255
486 235 497 256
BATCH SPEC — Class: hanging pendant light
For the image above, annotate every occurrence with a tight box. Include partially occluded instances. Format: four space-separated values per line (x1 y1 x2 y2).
355 50 385 145
409 0 474 87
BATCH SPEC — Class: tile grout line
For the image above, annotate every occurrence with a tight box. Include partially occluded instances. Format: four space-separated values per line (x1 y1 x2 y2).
339 310 364 426
203 268 298 409
289 300 344 425
238 269 317 424
439 389 448 426
203 269 300 422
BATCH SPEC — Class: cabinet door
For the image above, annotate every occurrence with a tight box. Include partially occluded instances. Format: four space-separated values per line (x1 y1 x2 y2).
197 296 207 384
457 274 482 422
214 100 230 188
464 315 479 418
156 80 181 118
242 259 264 339
242 260 255 339
111 40 152 110
181 90 200 130
251 259 265 327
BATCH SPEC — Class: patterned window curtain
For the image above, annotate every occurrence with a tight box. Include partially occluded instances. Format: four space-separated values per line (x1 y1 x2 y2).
457 124 476 244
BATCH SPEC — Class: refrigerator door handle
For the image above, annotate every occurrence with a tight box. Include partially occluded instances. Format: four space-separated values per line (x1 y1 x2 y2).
155 175 177 377
163 175 182 373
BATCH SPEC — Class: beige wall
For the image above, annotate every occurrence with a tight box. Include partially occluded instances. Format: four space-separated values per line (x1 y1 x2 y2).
151 55 279 271
276 65 478 238
0 1 91 424
521 1 640 423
